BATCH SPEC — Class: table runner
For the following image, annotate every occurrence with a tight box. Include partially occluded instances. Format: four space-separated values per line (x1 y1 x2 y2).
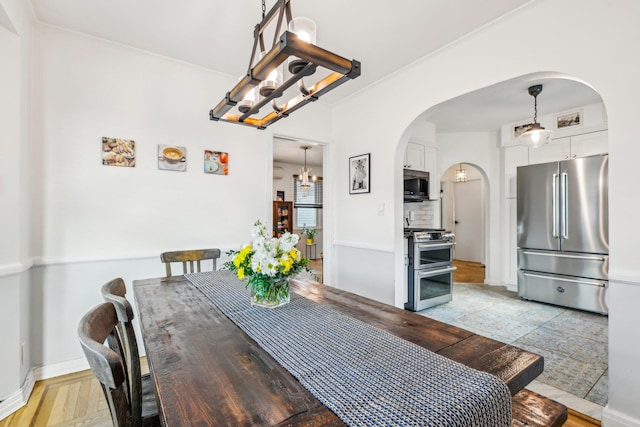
186 271 511 426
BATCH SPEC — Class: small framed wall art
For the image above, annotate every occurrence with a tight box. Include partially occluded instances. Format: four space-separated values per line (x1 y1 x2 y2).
204 150 229 175
513 123 531 138
158 144 187 171
349 153 370 194
556 110 582 129
102 137 136 167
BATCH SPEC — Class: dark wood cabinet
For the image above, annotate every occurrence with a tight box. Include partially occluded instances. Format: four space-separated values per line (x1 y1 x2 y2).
273 201 292 237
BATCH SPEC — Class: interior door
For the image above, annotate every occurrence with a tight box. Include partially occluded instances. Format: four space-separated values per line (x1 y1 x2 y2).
454 180 483 263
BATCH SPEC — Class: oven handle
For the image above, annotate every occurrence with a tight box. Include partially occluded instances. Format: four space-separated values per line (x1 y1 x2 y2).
416 266 456 277
416 243 453 250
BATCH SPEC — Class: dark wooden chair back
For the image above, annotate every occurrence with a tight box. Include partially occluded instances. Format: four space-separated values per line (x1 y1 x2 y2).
160 248 221 277
101 278 146 426
78 302 131 427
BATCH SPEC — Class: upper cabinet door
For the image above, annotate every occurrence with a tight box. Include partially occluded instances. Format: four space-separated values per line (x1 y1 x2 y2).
528 137 571 164
404 142 425 170
570 130 608 158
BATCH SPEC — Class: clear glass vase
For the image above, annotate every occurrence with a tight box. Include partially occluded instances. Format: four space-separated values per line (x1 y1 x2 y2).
250 277 290 308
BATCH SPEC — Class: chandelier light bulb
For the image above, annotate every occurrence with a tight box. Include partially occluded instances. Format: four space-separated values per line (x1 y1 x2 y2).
288 17 317 74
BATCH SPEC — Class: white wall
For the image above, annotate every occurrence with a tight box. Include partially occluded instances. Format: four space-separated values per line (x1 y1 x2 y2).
24 23 334 372
331 0 640 425
0 0 33 403
0 17 335 412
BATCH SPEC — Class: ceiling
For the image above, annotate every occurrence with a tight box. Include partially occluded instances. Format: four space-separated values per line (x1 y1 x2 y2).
29 0 603 164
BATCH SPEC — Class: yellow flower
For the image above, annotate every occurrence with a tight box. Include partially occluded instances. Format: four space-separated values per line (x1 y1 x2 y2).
280 257 293 273
233 254 243 268
239 244 252 257
237 267 245 279
234 244 252 268
289 248 298 260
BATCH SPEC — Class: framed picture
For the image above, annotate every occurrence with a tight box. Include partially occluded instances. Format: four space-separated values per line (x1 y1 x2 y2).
102 137 135 167
276 190 285 201
513 123 531 138
349 153 370 194
158 144 187 172
556 110 582 129
204 150 229 175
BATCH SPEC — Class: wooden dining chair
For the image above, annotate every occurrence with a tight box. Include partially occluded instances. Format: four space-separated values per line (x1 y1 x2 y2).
101 278 159 427
78 302 160 427
160 248 221 277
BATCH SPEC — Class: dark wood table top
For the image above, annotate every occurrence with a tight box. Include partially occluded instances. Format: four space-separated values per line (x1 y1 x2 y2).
133 274 545 427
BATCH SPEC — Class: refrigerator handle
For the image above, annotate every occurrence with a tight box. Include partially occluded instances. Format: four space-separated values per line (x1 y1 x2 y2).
552 173 559 238
561 172 568 239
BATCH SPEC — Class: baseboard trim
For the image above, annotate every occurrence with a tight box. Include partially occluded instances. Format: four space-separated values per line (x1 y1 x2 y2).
0 369 35 421
34 357 89 381
602 405 640 427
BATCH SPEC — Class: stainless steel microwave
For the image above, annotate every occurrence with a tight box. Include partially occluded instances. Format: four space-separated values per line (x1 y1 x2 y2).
404 169 430 202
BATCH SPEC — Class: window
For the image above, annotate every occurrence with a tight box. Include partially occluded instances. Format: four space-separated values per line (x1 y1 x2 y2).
293 176 323 228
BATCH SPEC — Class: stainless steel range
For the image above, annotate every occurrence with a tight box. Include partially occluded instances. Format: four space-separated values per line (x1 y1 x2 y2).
405 229 455 311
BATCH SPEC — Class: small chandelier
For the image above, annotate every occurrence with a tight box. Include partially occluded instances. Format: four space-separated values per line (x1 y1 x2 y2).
210 0 361 130
299 146 315 195
455 163 467 183
519 84 553 147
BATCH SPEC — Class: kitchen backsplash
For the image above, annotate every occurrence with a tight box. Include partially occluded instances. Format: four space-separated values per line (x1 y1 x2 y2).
404 202 436 228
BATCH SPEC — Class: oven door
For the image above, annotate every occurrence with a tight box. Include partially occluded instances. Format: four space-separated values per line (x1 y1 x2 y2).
415 242 453 269
412 266 455 311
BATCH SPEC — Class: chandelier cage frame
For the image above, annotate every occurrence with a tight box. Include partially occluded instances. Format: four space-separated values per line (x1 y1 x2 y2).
209 0 361 130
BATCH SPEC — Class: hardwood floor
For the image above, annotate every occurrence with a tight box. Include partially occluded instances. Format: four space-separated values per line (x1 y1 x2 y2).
453 258 485 283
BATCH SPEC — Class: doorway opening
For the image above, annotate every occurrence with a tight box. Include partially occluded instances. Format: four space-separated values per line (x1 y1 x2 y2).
440 163 486 284
272 137 325 282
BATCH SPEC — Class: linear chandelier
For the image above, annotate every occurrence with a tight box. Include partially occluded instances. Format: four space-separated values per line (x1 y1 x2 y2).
209 0 361 130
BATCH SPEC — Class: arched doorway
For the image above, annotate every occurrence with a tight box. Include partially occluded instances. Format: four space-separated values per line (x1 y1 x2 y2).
441 163 486 283
398 72 608 415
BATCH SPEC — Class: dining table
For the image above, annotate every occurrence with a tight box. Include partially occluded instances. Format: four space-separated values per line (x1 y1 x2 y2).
133 271 567 426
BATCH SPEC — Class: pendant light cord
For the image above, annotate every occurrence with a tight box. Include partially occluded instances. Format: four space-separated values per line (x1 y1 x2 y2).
262 0 266 19
533 94 538 123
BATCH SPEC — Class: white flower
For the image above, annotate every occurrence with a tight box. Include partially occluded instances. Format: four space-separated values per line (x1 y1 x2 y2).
278 232 299 252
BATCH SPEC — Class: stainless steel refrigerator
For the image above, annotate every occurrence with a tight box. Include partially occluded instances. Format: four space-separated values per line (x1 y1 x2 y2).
517 154 609 314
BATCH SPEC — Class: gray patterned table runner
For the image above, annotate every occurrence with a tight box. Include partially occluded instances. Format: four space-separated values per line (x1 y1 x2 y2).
186 271 511 426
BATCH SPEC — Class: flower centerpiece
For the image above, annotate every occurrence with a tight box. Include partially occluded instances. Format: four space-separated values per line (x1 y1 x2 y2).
224 220 308 308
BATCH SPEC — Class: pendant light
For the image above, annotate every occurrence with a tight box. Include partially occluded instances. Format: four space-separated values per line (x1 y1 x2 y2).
519 84 553 147
210 0 361 130
455 163 467 183
299 146 315 195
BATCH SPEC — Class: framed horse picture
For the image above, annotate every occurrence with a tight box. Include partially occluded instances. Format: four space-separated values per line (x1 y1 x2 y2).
349 153 370 194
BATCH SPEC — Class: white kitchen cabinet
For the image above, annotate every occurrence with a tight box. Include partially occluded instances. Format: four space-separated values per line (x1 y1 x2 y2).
425 146 439 200
504 145 529 198
404 141 425 171
571 130 608 158
528 130 608 164
506 198 518 287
